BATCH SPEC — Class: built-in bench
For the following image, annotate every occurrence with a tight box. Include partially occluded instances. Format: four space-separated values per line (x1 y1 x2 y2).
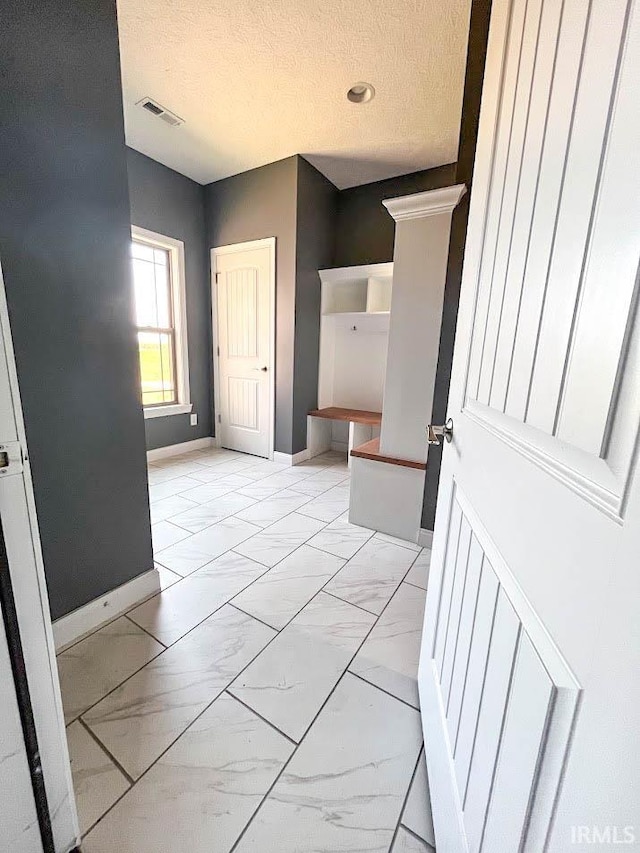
307 407 382 464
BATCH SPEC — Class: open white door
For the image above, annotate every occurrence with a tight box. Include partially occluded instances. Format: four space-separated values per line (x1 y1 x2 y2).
419 1 640 851
0 262 79 851
212 239 275 459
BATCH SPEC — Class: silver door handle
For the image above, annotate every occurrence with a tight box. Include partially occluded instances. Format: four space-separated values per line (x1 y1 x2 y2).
252 366 268 372
427 418 453 446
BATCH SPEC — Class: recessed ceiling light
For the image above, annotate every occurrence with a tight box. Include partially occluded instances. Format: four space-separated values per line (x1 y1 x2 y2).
347 82 375 104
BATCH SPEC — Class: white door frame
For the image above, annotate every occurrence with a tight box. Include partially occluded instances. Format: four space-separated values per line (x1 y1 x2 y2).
0 260 79 851
210 237 276 460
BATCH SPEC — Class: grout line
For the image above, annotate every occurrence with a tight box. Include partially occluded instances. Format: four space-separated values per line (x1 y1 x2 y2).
404 579 428 592
123 614 167 648
389 746 424 851
347 670 421 713
227 602 280 633
400 821 436 852
321 589 378 616
77 717 135 787
223 690 298 746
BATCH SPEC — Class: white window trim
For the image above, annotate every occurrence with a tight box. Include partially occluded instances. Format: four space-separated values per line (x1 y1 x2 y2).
131 225 192 419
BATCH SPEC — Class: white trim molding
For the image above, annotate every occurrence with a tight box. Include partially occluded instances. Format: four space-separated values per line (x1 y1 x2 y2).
211 237 276 462
383 184 467 221
144 402 192 420
131 225 191 418
147 436 215 463
273 448 310 466
53 568 161 652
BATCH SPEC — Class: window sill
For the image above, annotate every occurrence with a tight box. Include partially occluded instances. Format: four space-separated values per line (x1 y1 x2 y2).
143 403 193 420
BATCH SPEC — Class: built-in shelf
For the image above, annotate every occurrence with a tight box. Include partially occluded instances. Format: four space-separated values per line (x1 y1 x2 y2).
309 407 382 426
319 262 393 315
317 262 393 412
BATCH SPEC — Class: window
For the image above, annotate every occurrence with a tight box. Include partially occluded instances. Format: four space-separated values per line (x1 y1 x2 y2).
130 226 191 418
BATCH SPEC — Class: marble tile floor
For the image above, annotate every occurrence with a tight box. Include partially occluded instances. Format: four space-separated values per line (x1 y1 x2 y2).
58 447 436 852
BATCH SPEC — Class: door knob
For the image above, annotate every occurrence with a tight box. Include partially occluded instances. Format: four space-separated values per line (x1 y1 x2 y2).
252 367 268 372
427 418 453 446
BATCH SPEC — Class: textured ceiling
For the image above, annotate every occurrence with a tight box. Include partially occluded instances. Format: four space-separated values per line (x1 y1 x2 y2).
116 0 471 188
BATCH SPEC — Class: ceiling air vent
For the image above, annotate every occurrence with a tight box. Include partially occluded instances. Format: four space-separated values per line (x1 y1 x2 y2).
136 97 184 128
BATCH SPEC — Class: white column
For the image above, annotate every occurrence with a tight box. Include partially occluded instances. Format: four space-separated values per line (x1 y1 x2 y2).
379 185 466 462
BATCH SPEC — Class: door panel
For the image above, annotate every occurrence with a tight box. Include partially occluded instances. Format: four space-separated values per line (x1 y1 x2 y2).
419 1 640 849
0 610 42 852
421 490 579 852
214 242 274 458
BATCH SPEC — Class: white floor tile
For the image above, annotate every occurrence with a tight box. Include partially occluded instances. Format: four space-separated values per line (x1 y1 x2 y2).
128 552 268 645
232 545 344 629
233 512 325 567
307 513 375 559
290 471 350 497
235 481 288 501
186 466 255 485
66 720 129 836
151 521 191 554
154 516 261 576
404 548 431 590
82 694 293 853
169 493 256 533
324 539 419 614
83 605 275 779
252 469 315 491
296 484 350 523
148 476 202 502
392 827 434 853
155 564 181 590
177 480 242 504
150 495 198 525
57 617 163 723
230 592 375 741
349 582 426 707
402 751 436 848
234 674 422 853
234 489 312 527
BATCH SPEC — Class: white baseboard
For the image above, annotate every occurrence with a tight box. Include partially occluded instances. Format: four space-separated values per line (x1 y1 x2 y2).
331 441 349 453
147 436 215 463
273 448 310 466
53 568 161 651
418 528 434 548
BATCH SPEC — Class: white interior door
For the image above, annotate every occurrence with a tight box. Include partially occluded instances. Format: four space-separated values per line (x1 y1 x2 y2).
0 262 78 851
213 239 275 458
419 1 640 851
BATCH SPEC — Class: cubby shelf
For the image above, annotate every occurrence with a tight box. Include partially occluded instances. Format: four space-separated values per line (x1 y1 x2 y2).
317 263 393 412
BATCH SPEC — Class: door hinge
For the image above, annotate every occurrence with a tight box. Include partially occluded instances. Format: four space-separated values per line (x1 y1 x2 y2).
217 346 220 357
215 272 221 283
217 414 221 424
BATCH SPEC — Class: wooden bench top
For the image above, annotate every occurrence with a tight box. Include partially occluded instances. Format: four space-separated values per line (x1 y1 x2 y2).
308 407 382 426
350 437 427 470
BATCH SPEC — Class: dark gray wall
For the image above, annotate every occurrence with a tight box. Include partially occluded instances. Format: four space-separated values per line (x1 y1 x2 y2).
205 157 299 454
126 148 212 450
334 164 457 267
293 159 338 453
422 0 493 529
0 0 153 619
